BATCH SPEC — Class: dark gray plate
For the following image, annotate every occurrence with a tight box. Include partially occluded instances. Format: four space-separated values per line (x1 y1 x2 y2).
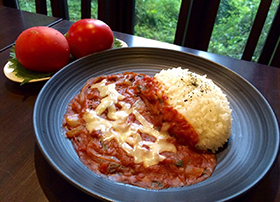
34 47 279 202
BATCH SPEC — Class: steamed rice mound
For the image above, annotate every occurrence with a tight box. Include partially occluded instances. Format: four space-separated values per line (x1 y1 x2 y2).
155 67 232 152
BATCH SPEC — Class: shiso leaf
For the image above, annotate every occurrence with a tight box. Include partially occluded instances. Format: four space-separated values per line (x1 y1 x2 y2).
113 37 122 48
8 48 54 86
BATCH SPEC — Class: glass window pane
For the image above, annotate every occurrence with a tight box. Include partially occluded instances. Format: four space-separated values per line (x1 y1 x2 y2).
208 0 260 59
252 0 279 61
91 0 98 19
68 0 81 21
18 0 36 13
67 0 98 21
208 0 279 61
18 0 98 21
134 0 181 44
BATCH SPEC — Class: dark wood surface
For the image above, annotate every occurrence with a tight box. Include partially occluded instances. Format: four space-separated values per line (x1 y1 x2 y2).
0 6 279 202
0 5 62 52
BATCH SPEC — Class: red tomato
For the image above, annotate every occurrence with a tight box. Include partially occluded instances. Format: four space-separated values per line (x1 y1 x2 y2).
15 26 70 73
66 19 114 59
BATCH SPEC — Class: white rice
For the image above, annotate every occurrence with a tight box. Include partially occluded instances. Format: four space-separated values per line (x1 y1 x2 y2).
155 67 232 152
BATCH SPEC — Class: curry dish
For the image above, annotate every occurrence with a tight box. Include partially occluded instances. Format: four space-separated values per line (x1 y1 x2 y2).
63 72 216 189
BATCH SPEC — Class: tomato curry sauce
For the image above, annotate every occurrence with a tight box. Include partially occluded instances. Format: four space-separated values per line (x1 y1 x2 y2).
63 72 216 189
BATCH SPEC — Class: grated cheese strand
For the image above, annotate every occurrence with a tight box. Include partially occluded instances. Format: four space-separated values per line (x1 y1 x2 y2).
83 79 176 167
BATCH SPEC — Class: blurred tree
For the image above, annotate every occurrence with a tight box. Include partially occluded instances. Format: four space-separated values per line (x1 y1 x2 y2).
18 0 279 61
134 0 181 43
208 0 279 61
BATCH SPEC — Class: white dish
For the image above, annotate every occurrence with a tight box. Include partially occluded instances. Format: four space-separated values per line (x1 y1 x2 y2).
3 61 50 83
117 38 128 47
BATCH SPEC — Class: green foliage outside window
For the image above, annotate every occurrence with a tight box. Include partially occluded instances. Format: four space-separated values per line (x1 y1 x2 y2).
209 0 279 61
18 0 279 62
134 0 181 44
18 0 97 20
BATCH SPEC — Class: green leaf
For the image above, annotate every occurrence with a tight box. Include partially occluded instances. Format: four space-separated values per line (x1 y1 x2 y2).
8 48 54 86
113 37 122 48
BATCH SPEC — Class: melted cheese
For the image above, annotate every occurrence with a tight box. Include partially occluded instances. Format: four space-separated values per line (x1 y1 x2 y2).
83 79 176 167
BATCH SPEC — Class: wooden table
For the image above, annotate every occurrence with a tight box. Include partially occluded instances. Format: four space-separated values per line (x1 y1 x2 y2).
0 6 279 202
0 6 62 52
